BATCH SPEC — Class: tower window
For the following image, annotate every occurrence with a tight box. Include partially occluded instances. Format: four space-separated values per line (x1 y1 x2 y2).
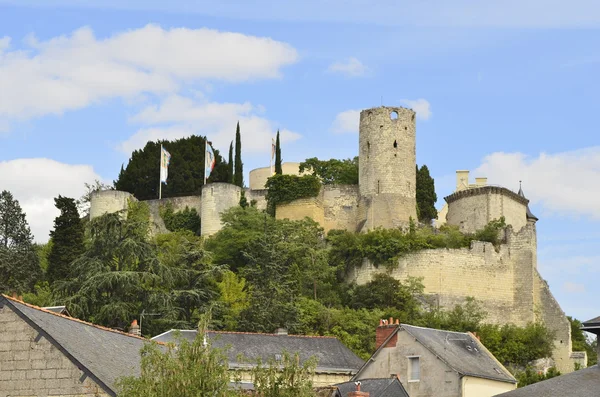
390 111 399 120
393 140 397 148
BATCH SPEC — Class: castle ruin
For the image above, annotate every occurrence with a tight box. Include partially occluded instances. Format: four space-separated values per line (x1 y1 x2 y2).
90 105 585 373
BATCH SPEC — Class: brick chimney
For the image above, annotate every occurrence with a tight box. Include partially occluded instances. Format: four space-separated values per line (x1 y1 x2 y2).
347 381 369 397
129 319 141 336
376 318 399 349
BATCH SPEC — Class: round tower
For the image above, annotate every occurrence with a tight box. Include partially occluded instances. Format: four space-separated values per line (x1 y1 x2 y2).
359 106 417 230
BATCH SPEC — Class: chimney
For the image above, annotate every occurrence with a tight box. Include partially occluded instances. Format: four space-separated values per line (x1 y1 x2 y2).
129 319 141 336
376 318 399 349
275 328 288 336
475 177 487 186
347 381 369 397
456 170 470 191
472 331 480 341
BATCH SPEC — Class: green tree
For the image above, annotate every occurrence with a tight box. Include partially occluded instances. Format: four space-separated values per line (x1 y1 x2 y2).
117 315 238 397
234 122 244 187
416 165 437 224
47 196 85 284
217 270 249 330
275 130 283 175
569 316 597 366
227 141 234 184
299 157 359 185
115 135 227 200
159 203 201 235
252 352 316 397
0 190 41 294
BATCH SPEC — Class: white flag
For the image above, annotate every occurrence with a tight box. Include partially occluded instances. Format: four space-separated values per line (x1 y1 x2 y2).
160 146 171 184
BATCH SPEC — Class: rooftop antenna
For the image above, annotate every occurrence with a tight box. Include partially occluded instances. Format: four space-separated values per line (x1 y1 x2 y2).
381 96 383 106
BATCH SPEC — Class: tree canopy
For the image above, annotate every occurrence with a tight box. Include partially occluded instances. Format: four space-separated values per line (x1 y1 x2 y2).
416 164 438 224
299 157 359 185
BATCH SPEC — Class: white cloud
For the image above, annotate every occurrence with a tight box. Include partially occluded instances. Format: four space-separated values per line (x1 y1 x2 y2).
327 57 368 77
0 158 103 242
400 99 432 120
562 281 586 293
120 95 301 155
331 109 360 134
0 25 298 124
473 147 600 219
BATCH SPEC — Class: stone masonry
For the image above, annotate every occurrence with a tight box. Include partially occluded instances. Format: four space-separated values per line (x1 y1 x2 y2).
0 305 109 397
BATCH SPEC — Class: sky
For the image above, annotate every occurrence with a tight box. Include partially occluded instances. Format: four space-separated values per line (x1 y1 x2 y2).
1 1 599 325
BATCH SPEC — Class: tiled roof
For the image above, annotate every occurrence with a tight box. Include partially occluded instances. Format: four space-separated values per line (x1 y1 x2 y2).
2 295 148 396
335 378 409 397
496 366 600 397
152 329 365 374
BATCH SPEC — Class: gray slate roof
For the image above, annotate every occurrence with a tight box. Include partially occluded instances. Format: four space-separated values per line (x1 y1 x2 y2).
335 378 409 397
152 329 365 374
495 365 600 397
518 186 538 221
3 296 147 396
401 325 515 383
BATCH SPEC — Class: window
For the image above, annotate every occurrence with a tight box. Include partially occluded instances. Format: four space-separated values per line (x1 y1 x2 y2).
408 357 420 382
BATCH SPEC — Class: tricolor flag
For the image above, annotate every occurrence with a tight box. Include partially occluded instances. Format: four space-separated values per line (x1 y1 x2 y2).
160 145 171 184
205 142 216 181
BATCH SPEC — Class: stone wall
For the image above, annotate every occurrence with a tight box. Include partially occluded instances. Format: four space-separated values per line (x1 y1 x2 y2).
445 186 528 234
89 190 136 220
0 305 110 397
358 106 417 230
201 183 243 236
323 185 360 232
346 224 578 373
275 197 325 227
145 195 202 236
246 188 268 211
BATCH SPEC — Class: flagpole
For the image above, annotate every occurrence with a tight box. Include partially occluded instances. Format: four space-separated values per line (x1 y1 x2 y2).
204 140 208 186
159 145 163 200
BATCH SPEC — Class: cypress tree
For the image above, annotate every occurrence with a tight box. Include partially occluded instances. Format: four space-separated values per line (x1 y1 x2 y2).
416 164 438 224
47 196 84 284
275 130 282 175
234 122 244 187
227 141 234 184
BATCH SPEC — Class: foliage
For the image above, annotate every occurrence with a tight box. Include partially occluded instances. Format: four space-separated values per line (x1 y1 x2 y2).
514 366 561 388
76 179 114 216
327 218 508 272
419 297 488 333
0 190 41 294
239 191 249 209
117 315 237 397
47 196 85 284
234 122 244 187
159 202 201 235
21 281 54 307
251 351 316 397
275 130 282 175
416 165 437 224
36 240 53 272
569 316 597 366
228 141 234 184
217 270 249 330
265 174 321 216
476 322 555 367
115 135 227 201
299 157 359 185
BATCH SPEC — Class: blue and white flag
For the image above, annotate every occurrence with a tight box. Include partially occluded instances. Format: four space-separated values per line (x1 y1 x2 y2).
160 146 171 184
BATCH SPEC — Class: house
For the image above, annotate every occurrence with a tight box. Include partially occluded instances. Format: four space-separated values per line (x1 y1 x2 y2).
0 294 146 397
495 315 600 396
353 318 517 397
333 377 410 397
151 328 365 387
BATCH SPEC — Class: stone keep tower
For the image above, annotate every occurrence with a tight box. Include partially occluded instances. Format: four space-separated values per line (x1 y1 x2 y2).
359 106 418 230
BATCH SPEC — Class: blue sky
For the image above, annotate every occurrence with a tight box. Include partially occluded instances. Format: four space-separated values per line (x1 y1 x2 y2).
1 1 599 326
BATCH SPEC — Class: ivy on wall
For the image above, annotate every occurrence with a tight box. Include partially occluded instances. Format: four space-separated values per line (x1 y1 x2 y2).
264 174 321 216
159 202 201 235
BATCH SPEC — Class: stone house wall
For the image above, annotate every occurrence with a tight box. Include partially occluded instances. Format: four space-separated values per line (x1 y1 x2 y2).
0 305 110 397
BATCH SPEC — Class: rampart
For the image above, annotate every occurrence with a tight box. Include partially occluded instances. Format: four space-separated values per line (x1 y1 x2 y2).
345 224 579 374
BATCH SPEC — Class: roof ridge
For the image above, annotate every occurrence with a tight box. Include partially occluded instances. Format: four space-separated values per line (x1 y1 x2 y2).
401 323 470 336
2 294 157 344
208 330 338 339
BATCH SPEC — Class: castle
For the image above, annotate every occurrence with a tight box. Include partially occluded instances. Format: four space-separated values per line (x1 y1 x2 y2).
90 106 585 373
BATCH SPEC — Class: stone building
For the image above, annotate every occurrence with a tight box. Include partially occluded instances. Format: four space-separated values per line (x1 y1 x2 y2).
353 319 517 397
0 294 145 397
